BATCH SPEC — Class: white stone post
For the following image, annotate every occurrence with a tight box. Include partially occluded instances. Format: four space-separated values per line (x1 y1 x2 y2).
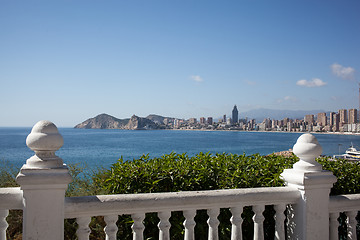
16 120 72 240
281 133 337 240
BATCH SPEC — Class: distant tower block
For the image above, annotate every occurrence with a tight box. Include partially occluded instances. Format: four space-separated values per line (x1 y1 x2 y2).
232 105 238 124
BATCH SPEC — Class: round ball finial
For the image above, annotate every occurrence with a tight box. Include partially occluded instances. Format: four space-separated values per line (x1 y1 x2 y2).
26 120 64 152
293 133 322 171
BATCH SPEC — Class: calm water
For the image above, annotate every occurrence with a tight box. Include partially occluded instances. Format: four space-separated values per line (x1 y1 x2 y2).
1 128 360 170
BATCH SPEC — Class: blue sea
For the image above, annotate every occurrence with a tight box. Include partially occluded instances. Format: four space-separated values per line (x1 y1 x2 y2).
1 128 360 171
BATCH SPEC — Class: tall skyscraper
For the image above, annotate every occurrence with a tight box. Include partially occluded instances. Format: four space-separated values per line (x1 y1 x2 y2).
339 109 348 127
329 112 336 126
304 115 314 125
349 109 358 124
317 112 327 126
232 105 238 124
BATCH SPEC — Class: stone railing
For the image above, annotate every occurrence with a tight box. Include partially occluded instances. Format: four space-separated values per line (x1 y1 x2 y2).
65 187 299 240
0 120 359 240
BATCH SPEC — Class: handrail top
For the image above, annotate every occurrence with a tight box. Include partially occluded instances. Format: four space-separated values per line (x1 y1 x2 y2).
67 186 298 201
0 187 23 210
65 186 299 218
329 193 360 212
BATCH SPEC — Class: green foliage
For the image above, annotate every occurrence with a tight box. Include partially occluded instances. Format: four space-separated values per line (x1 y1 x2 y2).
100 152 297 195
318 158 360 195
0 161 19 188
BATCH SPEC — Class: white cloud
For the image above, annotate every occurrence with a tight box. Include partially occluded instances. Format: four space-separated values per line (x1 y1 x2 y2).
277 96 297 103
331 63 355 80
296 78 327 87
190 75 203 82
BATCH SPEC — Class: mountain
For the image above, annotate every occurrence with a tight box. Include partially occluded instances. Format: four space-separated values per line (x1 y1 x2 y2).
74 114 129 129
125 115 159 130
239 108 326 122
146 114 178 124
74 114 160 130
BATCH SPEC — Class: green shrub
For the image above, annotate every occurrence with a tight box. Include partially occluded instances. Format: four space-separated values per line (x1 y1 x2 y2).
99 152 297 194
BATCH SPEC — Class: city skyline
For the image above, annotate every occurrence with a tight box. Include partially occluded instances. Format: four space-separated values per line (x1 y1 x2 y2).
1 1 360 127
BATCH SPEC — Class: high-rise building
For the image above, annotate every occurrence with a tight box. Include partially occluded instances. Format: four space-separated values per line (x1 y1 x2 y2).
232 105 238 124
332 113 339 132
207 117 213 125
317 112 327 126
339 109 348 126
200 117 206 125
304 115 314 125
349 109 358 124
189 118 197 124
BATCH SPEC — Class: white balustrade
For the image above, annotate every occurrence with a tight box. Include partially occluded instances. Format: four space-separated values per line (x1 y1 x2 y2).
104 215 118 240
2 121 360 240
158 211 171 240
346 210 357 240
329 212 339 240
329 194 360 240
230 206 243 240
252 205 265 240
274 204 286 240
16 120 72 240
0 210 8 240
132 212 145 240
281 133 337 240
207 208 220 240
76 217 91 240
183 209 196 240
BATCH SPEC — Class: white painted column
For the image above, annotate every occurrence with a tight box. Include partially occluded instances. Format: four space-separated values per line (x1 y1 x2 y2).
0 210 8 240
346 210 357 240
158 211 171 240
104 215 118 240
132 212 145 240
207 208 220 240
230 206 243 240
252 205 265 240
183 209 196 240
281 133 337 240
76 217 92 240
274 204 286 240
16 121 72 240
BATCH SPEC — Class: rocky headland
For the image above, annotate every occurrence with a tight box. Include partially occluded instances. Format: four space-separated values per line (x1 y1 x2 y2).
74 113 162 130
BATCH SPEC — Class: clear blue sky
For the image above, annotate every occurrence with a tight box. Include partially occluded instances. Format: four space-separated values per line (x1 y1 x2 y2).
1 1 359 127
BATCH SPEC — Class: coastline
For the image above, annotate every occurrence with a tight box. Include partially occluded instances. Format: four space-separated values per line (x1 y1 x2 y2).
169 128 360 136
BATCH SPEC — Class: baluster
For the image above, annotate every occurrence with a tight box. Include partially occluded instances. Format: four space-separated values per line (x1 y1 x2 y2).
346 211 357 240
104 215 118 240
76 217 91 240
183 209 196 240
158 211 171 240
230 206 243 240
132 213 145 240
252 205 265 240
274 204 286 240
207 208 220 240
329 212 339 240
0 210 9 240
